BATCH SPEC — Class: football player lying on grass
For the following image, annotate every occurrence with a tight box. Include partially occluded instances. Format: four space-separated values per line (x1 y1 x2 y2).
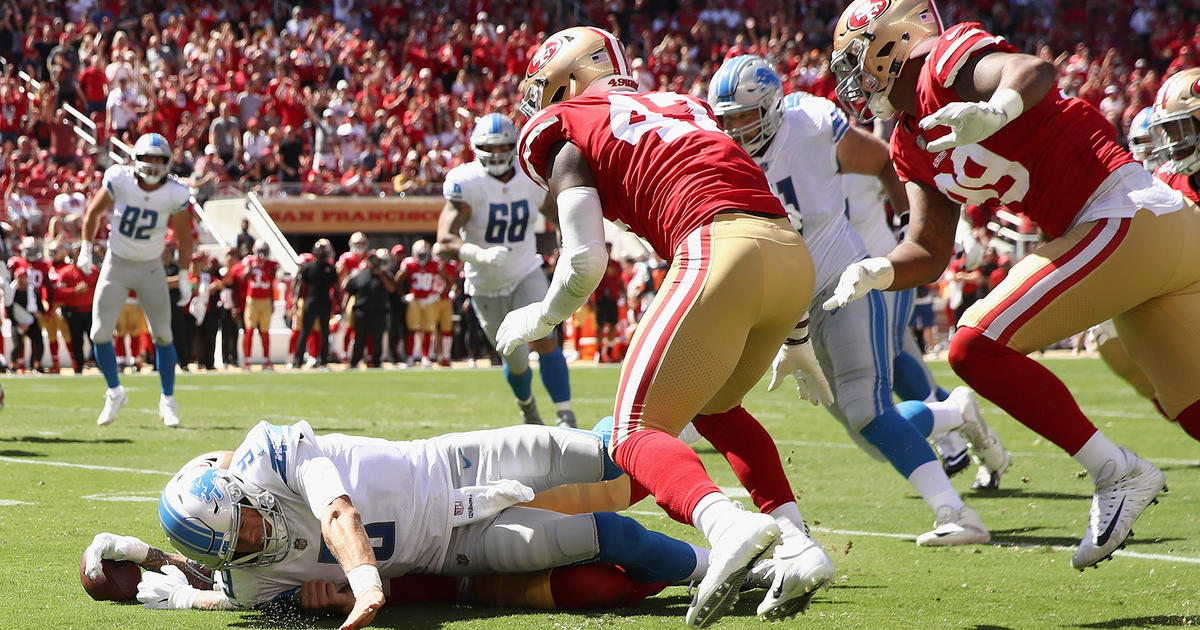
85 420 725 627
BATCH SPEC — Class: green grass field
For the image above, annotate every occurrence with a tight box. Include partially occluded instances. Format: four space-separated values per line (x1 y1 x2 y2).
0 357 1196 630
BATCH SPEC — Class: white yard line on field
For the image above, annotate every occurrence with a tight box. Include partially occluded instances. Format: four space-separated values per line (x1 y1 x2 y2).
772 440 1200 467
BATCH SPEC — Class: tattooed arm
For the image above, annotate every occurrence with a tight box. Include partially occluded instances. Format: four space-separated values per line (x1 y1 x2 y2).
141 547 215 590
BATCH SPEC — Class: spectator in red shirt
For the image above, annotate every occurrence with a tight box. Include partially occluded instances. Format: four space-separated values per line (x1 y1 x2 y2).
590 243 624 364
53 241 97 373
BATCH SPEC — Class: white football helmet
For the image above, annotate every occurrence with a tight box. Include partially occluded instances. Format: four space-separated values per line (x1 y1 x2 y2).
253 239 270 258
132 132 172 185
349 231 369 255
158 466 291 569
1128 106 1162 172
470 113 519 177
412 238 431 264
708 55 784 157
1149 67 1200 175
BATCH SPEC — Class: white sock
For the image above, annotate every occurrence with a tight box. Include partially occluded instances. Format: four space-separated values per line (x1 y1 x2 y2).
442 335 452 358
555 401 572 413
768 501 809 544
108 385 125 397
908 460 963 514
160 394 174 403
1073 431 1130 482
413 335 424 358
692 491 741 545
686 543 710 582
921 398 966 439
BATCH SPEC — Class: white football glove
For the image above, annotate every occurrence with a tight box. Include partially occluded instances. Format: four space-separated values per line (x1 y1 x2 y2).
83 532 150 579
76 241 94 275
459 243 510 267
176 276 193 307
767 341 834 407
918 88 1024 152
450 479 536 527
496 302 554 356
821 257 895 311
137 565 200 610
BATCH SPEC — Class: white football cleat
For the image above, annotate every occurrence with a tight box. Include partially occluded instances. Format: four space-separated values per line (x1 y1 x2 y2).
1072 448 1165 570
915 505 990 546
949 386 1011 476
686 513 780 628
96 386 128 426
751 536 834 620
159 395 181 427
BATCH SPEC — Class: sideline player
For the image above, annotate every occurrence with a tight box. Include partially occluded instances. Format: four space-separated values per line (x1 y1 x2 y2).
824 0 1186 569
395 240 449 368
709 56 1001 543
78 133 193 427
151 421 709 628
500 27 835 627
242 240 278 370
437 113 577 427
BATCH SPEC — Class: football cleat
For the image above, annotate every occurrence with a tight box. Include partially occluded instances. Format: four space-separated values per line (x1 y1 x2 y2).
97 386 128 426
159 395 181 427
932 430 970 477
1071 448 1165 570
555 409 577 428
519 398 543 425
750 536 834 620
949 386 1011 475
686 513 780 628
915 505 990 546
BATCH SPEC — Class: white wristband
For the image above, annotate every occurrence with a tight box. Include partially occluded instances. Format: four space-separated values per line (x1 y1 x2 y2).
989 87 1024 121
346 564 382 598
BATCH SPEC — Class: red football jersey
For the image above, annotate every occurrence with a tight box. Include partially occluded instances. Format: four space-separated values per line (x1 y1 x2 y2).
243 256 279 300
518 91 786 259
9 258 51 302
402 257 442 300
890 23 1134 239
338 251 366 277
1155 166 1200 204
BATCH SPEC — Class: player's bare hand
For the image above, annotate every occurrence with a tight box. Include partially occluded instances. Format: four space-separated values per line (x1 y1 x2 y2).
301 579 354 614
339 587 384 630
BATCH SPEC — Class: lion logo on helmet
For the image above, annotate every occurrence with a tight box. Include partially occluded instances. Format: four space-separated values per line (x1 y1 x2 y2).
528 37 566 76
188 470 225 503
846 0 891 30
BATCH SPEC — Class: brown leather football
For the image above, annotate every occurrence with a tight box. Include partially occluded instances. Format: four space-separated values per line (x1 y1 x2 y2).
79 555 142 602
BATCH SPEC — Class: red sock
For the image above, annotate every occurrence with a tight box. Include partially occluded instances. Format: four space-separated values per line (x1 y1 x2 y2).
611 429 720 524
308 333 320 357
693 406 795 514
49 340 59 361
549 564 665 609
260 330 270 359
289 329 299 355
406 333 415 357
344 327 354 353
628 476 651 505
1173 400 1200 443
384 575 457 604
114 338 125 359
129 335 142 361
950 326 1096 454
243 329 253 358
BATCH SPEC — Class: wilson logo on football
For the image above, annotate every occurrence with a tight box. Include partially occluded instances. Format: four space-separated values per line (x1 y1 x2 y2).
528 39 564 76
846 0 891 30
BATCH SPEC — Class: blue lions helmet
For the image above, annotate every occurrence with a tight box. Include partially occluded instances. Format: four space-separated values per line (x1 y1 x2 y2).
470 113 520 177
708 55 784 156
158 466 291 569
1129 106 1162 171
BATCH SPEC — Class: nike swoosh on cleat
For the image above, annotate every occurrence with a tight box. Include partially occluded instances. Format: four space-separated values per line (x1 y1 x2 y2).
1095 497 1125 546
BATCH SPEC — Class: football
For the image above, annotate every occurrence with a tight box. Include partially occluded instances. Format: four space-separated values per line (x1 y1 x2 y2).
79 556 141 602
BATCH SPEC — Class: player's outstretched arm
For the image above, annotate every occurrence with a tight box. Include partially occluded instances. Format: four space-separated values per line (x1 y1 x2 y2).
496 142 607 355
823 181 959 311
77 188 114 274
319 495 385 630
919 51 1054 151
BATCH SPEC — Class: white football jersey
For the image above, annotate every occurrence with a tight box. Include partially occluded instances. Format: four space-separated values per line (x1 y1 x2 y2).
442 161 545 297
757 93 868 294
217 421 454 606
843 173 897 257
102 165 191 261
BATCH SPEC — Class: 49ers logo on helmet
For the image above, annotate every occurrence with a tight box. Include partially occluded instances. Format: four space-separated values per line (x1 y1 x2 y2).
528 38 565 76
846 0 891 30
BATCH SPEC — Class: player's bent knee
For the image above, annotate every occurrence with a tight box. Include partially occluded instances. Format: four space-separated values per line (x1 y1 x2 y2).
483 511 598 572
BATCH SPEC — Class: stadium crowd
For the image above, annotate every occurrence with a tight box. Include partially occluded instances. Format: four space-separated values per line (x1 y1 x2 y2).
0 0 1197 371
